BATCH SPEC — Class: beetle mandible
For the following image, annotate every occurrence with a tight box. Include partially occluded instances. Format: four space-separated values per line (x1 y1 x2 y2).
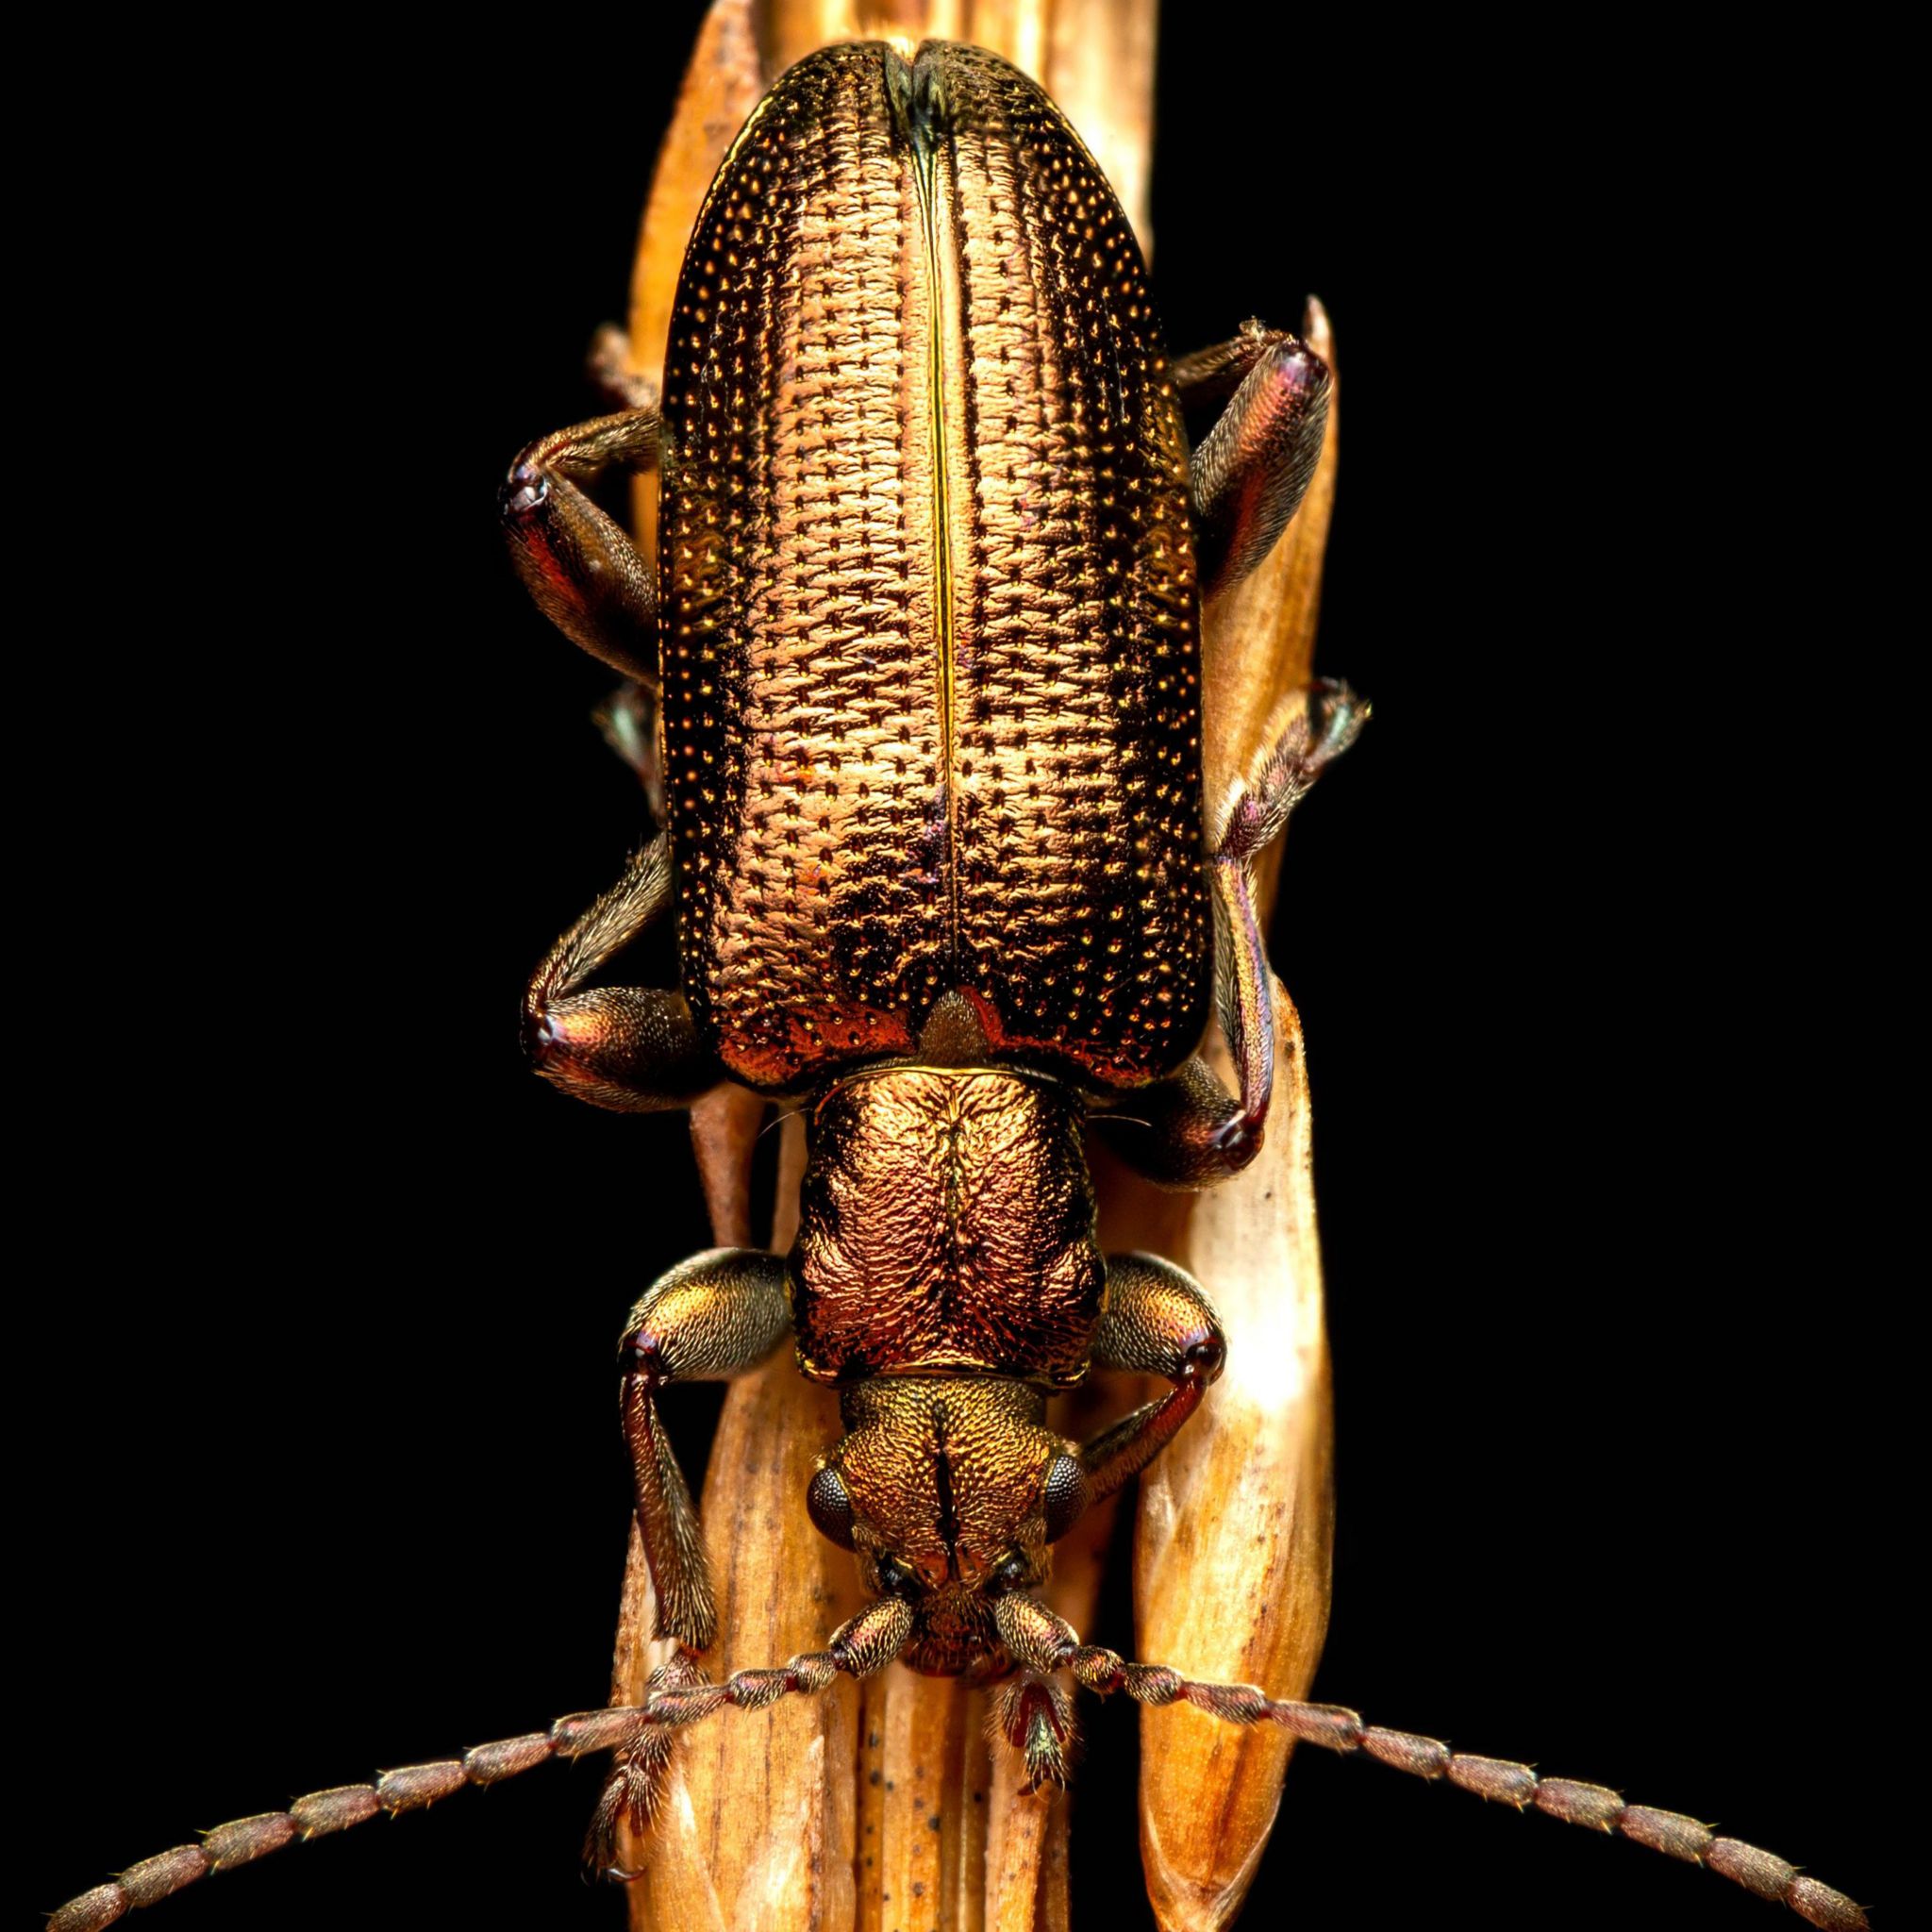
45 30 1870 1932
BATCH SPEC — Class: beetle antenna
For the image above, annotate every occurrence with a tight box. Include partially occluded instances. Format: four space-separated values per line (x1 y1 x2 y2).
992 1595 1865 1931
47 1599 912 1930
583 1593 911 1876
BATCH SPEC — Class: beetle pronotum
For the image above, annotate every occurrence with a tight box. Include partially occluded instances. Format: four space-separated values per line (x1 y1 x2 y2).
30 7 1878 1929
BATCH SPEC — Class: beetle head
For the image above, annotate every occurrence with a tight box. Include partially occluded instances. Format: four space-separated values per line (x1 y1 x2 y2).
806 1377 1089 1674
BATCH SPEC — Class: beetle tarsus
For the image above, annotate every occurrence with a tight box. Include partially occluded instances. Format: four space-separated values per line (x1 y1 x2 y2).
992 1673 1075 1792
585 1653 708 1877
47 1604 923 1927
593 678 666 824
585 323 657 414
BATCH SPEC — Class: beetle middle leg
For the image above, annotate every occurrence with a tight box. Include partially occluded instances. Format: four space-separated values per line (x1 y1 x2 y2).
523 834 721 1110
591 1246 795 1867
1093 680 1365 1184
1203 675 1368 1155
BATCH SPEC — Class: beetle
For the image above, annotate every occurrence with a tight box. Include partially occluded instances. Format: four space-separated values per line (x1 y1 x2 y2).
448 27 1365 1868
30 15 1877 1932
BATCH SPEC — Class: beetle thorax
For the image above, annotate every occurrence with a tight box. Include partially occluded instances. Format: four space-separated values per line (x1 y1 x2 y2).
791 1064 1103 1386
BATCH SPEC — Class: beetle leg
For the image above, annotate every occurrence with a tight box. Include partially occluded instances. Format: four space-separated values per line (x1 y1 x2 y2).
1092 682 1365 1184
1076 1256 1225 1504
524 834 722 1110
500 387 662 682
1205 675 1369 1153
586 1650 707 1872
619 1247 795 1653
1174 318 1332 601
586 322 656 412
591 1248 795 1864
1089 1054 1248 1189
593 677 666 824
991 1670 1077 1792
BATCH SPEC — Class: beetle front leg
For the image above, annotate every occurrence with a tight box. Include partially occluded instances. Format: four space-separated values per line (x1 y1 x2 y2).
500 387 662 681
524 833 721 1110
1077 1256 1226 1503
594 1246 794 1866
1174 319 1332 602
620 1248 795 1652
982 1257 1224 1792
1093 682 1366 1184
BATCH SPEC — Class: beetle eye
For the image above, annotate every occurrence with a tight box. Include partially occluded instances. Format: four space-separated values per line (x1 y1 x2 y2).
874 1554 921 1599
1042 1452 1089 1542
806 1465 857 1549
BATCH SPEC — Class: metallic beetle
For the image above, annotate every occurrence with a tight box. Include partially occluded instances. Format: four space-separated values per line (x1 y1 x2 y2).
502 43 1356 1808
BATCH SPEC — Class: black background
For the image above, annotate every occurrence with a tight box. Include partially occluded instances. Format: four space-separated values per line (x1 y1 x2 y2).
25 9 1894 1931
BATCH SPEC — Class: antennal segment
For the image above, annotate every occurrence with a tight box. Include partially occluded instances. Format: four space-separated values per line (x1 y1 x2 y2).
48 1599 913 1930
992 1593 1867 1930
